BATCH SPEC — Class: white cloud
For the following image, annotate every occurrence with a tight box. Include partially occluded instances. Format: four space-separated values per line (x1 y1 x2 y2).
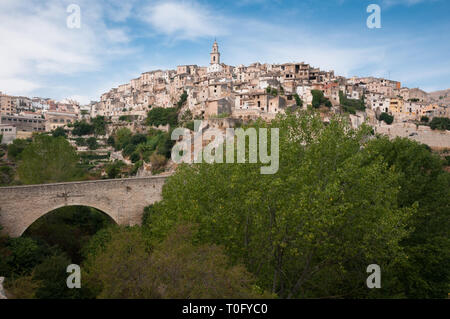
0 0 131 97
0 78 41 96
382 0 437 7
141 1 227 40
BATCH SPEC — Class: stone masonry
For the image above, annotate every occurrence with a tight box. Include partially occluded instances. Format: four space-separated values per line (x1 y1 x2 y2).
0 176 168 237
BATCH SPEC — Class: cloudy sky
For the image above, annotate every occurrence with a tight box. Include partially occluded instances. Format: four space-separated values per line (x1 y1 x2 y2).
0 0 449 104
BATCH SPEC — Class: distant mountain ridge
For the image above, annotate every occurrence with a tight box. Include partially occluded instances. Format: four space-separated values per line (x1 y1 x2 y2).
428 88 450 104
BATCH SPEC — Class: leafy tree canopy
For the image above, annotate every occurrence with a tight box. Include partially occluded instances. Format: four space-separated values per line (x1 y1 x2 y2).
146 107 178 127
83 225 270 299
145 110 414 298
17 135 80 184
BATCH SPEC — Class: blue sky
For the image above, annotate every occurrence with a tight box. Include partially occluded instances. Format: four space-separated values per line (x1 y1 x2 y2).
0 0 449 104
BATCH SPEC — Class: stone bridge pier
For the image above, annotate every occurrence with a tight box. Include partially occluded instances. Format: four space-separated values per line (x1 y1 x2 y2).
0 176 168 237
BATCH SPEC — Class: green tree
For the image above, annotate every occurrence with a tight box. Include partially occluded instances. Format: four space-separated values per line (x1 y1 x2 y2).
429 117 450 130
83 225 269 299
4 275 41 299
106 136 115 148
33 254 92 299
114 128 132 150
130 152 140 163
105 160 125 179
52 127 67 138
7 139 30 161
177 91 188 109
0 165 14 186
86 137 98 150
146 108 178 127
311 90 331 108
364 137 450 298
149 153 167 173
294 94 303 108
145 111 412 298
72 121 94 136
91 116 106 136
131 134 147 146
339 91 365 114
75 137 86 146
1 237 47 276
379 112 394 125
420 116 429 123
17 135 80 184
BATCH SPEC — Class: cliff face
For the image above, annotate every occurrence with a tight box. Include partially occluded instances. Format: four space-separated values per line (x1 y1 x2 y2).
429 88 450 104
0 277 7 299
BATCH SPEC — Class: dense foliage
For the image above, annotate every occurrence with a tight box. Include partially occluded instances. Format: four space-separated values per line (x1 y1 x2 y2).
52 127 67 138
72 116 106 136
0 110 448 299
143 111 448 298
311 90 332 108
293 93 303 108
146 107 178 127
0 206 112 299
339 90 365 114
83 225 269 298
176 91 188 109
17 135 81 185
429 117 450 130
379 112 394 125
111 127 174 169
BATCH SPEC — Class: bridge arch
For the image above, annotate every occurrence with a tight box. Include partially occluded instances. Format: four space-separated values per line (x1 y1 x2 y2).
20 203 119 238
0 176 168 238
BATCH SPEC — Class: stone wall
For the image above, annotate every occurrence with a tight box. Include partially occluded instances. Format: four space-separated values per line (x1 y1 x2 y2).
0 176 167 237
375 123 450 150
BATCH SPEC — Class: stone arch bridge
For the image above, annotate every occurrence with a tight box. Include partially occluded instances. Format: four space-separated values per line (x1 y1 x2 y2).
0 176 168 237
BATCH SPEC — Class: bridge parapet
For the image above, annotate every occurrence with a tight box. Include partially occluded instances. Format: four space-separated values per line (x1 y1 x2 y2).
0 176 169 237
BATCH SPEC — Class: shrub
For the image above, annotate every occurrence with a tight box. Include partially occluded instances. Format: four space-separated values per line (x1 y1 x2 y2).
114 128 132 150
430 117 450 131
294 94 303 107
51 127 67 138
380 112 394 125
150 153 167 173
176 91 188 109
146 108 178 127
72 121 94 136
86 137 98 150
130 152 140 163
105 161 125 179
311 90 332 108
75 138 86 147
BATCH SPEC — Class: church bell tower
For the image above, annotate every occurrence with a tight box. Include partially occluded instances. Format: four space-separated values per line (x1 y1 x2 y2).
210 40 220 65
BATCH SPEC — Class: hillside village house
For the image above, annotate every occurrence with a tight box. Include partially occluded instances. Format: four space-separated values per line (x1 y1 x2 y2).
1 41 448 147
0 124 16 144
45 111 78 131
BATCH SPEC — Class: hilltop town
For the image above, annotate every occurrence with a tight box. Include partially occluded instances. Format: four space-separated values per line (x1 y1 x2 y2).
1 41 450 150
1 43 450 301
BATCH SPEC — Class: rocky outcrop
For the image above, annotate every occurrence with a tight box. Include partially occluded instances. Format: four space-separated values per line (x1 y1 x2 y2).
0 277 7 299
